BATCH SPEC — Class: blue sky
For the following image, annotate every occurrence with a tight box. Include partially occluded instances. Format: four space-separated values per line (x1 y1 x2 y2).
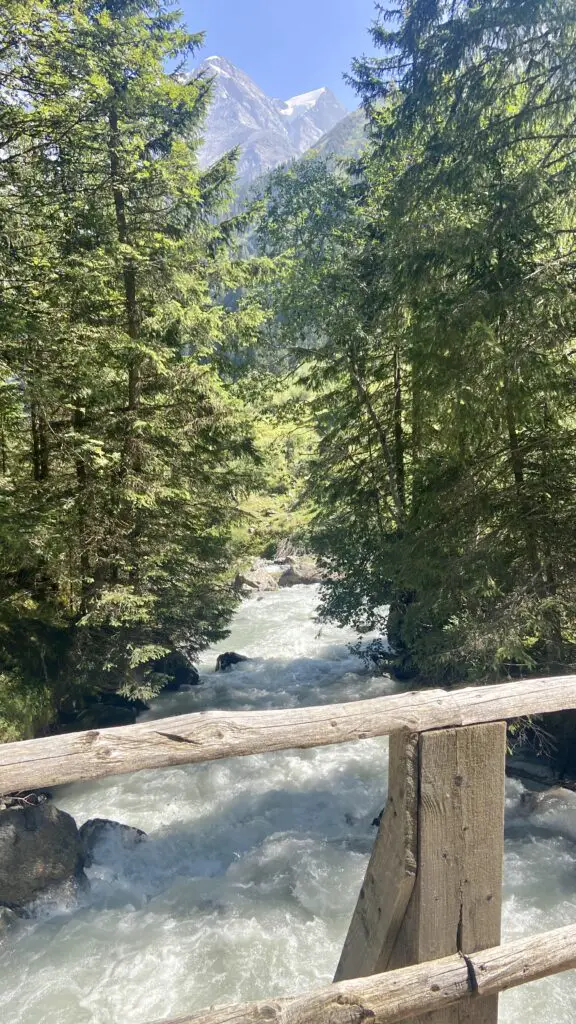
179 0 380 108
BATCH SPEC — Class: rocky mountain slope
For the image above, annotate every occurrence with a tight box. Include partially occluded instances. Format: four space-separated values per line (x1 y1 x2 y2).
194 56 348 184
314 108 367 159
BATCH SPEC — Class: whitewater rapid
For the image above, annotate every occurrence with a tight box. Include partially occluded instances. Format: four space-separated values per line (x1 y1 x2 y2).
0 585 575 1023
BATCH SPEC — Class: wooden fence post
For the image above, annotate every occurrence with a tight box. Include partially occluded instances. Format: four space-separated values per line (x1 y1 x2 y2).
336 723 506 1024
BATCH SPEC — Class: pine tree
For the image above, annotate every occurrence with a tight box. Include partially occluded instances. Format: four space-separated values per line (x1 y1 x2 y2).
0 0 265 737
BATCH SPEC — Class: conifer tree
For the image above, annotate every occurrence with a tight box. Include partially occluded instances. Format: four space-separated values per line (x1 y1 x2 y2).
0 0 264 736
256 0 576 683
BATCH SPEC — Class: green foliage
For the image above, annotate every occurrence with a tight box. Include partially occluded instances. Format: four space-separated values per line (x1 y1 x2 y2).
0 674 53 744
228 373 316 559
0 0 266 734
313 109 367 159
255 0 576 685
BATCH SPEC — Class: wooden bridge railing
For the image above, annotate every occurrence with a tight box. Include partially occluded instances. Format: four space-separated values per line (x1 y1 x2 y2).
2 674 576 1024
2 675 576 794
152 923 576 1024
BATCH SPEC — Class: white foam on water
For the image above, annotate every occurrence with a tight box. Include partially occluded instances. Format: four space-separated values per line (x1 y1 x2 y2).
1 585 575 1023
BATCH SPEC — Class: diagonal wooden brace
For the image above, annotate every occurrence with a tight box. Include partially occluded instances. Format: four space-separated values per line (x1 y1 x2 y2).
335 730 419 981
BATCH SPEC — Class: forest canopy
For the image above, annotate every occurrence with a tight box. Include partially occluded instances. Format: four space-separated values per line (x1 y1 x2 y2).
255 0 576 685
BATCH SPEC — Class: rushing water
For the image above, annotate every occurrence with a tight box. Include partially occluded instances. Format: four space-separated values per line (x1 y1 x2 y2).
1 585 576 1024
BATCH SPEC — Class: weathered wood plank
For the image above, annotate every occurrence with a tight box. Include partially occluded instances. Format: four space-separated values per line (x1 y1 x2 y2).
387 724 506 1024
334 731 419 981
148 922 576 1024
0 676 574 793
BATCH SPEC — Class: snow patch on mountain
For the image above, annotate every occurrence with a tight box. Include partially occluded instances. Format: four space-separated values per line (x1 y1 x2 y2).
193 58 348 185
278 88 328 120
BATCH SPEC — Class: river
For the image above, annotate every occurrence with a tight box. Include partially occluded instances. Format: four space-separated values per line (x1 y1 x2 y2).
1 585 575 1023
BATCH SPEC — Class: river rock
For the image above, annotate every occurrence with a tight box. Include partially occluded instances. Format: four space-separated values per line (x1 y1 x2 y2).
215 652 249 672
538 710 576 780
0 790 52 810
0 803 85 911
234 563 279 594
518 787 576 816
277 561 322 587
150 651 200 691
507 754 560 787
79 818 147 867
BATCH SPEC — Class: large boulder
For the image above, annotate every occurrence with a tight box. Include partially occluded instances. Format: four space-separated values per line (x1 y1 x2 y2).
149 651 200 691
234 562 279 595
215 652 249 672
0 803 85 911
79 818 147 867
277 561 323 587
537 710 576 780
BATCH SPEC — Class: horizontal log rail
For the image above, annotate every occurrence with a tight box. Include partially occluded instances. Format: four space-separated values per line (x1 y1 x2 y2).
1 675 576 793
150 923 576 1024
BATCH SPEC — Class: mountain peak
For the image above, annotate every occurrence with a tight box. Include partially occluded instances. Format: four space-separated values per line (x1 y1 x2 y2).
279 87 329 120
202 55 240 72
197 55 255 85
193 57 348 185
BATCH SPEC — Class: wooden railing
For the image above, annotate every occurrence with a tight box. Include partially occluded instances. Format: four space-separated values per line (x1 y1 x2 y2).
3 674 576 1024
2 675 576 793
152 924 576 1024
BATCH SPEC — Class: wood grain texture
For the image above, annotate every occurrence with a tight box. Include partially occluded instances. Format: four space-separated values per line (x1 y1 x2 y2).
387 724 506 1024
334 731 419 981
0 676 574 793
149 923 576 1024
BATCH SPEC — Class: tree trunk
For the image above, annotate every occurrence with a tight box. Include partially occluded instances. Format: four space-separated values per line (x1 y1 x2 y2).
73 401 91 613
0 414 6 476
410 362 422 509
393 347 405 510
31 400 49 481
107 92 143 587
